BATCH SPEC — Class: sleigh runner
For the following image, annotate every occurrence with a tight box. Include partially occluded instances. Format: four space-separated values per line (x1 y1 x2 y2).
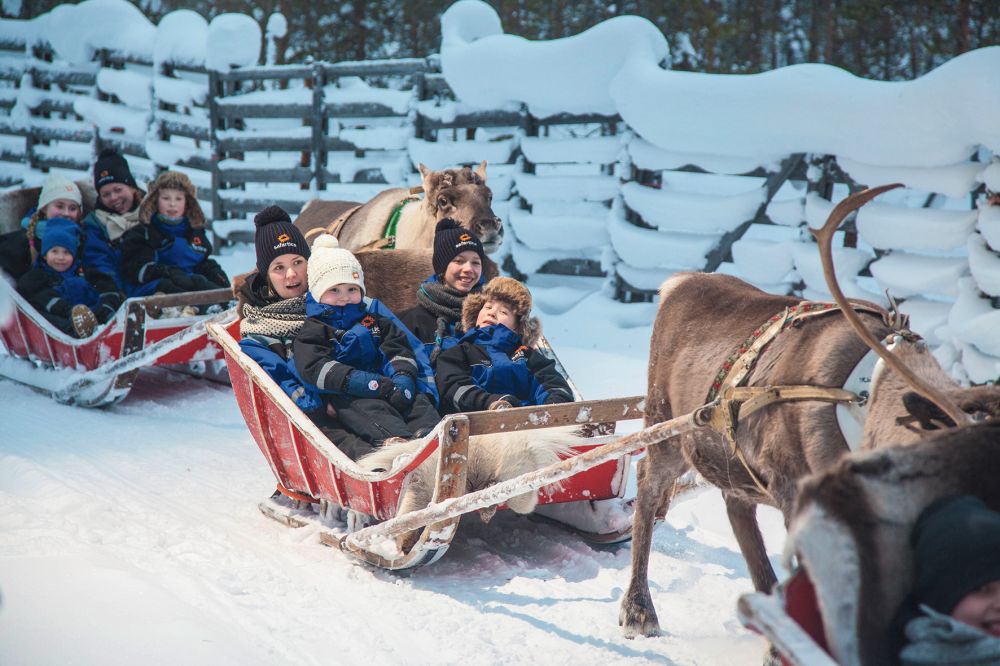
208 318 650 570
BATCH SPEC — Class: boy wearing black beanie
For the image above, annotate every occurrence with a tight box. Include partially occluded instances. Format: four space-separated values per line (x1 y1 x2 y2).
897 495 1000 665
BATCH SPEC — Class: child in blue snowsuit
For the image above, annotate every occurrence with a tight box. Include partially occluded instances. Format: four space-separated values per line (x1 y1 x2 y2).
16 218 122 338
435 276 574 414
293 234 440 452
120 170 228 296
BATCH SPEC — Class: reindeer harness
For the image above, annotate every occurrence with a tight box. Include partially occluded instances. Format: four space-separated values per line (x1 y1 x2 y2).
303 187 423 251
697 300 899 497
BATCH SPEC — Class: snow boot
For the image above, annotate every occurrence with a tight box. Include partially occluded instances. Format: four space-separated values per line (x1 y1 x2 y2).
71 304 98 338
144 292 165 319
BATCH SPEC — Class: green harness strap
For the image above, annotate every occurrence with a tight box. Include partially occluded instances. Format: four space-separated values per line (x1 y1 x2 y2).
382 200 410 250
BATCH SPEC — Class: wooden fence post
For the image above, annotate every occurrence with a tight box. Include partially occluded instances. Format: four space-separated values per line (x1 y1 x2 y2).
311 61 326 191
208 68 224 224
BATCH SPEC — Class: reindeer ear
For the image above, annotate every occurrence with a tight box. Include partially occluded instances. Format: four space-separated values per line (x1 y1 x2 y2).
474 160 487 183
418 163 433 189
902 391 957 430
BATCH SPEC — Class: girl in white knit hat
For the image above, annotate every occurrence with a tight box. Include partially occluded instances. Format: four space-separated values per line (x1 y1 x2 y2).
1 173 90 285
293 235 440 457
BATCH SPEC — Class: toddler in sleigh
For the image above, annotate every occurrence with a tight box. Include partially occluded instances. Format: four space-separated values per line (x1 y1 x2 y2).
17 217 122 338
434 276 574 414
894 495 1000 665
293 235 441 457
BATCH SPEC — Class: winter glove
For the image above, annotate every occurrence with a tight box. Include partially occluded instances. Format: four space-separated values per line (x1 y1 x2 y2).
344 369 393 399
543 393 571 405
290 385 321 413
95 302 117 324
141 263 169 282
389 373 416 413
200 261 229 287
489 395 518 411
165 266 197 291
385 385 413 416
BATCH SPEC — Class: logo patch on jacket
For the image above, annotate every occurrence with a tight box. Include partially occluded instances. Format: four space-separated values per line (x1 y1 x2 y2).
361 314 381 338
510 345 528 362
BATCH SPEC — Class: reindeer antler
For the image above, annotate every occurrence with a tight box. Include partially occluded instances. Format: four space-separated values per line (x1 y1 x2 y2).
811 184 974 428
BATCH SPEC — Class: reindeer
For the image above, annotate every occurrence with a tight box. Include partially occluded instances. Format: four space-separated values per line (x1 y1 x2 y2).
619 185 1000 638
294 161 503 254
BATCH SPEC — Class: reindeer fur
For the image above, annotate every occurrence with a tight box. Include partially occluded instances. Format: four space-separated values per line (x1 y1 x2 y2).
294 162 503 254
619 271 1000 639
359 426 581 552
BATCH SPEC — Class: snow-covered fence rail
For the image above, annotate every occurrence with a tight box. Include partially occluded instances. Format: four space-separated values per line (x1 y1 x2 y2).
209 58 435 222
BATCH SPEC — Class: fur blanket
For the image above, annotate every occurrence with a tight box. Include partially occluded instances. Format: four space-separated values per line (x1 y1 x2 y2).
359 426 585 549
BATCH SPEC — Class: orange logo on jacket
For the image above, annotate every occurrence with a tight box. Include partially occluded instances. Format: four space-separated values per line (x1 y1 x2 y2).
192 237 202 245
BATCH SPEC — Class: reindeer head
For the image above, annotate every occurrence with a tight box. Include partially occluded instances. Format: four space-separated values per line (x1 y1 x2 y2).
418 161 504 254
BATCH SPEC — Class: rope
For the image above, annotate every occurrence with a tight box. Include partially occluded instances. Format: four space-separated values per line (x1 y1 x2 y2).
274 483 319 504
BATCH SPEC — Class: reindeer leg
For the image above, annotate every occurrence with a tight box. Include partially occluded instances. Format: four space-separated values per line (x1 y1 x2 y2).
619 441 689 638
723 493 777 593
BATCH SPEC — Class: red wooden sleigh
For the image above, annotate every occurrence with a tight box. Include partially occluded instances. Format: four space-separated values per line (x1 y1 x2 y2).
0 277 238 406
0 181 239 406
207 319 644 570
737 424 1000 665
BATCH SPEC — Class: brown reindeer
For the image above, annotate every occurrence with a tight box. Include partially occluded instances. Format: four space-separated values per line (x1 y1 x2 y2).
294 161 503 254
619 185 1000 638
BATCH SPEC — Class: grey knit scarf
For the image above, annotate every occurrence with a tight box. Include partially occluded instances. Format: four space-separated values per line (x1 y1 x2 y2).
417 280 475 362
901 606 1000 666
239 295 307 339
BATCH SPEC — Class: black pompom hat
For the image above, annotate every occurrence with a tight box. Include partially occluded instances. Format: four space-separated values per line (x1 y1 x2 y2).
911 495 1000 614
432 218 485 277
93 148 137 192
254 205 310 275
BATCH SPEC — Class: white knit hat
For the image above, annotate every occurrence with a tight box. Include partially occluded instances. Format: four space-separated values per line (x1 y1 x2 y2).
308 234 365 300
38 173 82 211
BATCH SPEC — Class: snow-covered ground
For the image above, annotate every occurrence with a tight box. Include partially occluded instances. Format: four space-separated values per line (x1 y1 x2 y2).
0 245 785 666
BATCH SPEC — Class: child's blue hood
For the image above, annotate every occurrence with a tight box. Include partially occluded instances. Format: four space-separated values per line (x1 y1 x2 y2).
304 293 368 329
460 323 522 353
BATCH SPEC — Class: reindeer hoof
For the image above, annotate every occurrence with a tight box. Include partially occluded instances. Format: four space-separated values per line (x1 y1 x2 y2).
619 595 661 638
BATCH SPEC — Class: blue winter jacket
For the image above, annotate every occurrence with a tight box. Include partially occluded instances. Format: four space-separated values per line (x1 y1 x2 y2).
16 256 122 324
294 295 438 403
435 324 574 413
240 336 322 413
81 211 158 297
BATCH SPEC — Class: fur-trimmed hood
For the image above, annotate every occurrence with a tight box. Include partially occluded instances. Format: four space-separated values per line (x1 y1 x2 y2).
461 276 541 346
139 171 205 228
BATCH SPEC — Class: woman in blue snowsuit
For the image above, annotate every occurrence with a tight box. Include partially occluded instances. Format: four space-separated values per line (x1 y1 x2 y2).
79 149 152 296
120 170 228 296
293 235 440 452
16 218 122 338
435 276 573 414
238 207 384 461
